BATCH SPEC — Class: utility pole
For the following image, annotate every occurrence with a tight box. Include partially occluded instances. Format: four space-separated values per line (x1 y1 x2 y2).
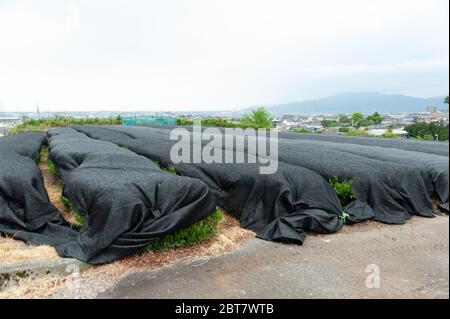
36 101 41 118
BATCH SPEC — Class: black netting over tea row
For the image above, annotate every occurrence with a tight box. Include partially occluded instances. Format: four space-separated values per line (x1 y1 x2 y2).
0 133 78 250
73 125 448 222
1 130 217 264
1 126 447 264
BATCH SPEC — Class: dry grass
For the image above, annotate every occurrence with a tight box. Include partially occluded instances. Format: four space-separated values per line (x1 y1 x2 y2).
0 275 66 299
0 236 58 264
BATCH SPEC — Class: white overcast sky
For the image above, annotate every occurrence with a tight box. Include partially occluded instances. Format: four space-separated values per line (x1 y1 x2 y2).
0 0 448 112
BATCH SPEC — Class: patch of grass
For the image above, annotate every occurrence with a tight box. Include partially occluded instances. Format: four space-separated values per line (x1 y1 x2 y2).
329 176 356 206
60 195 85 228
60 195 72 211
154 160 179 175
177 117 242 128
176 118 194 126
382 132 401 139
73 212 85 227
161 165 178 175
292 128 309 133
345 129 369 137
35 146 46 165
339 211 350 222
47 159 60 177
145 208 222 252
8 116 122 135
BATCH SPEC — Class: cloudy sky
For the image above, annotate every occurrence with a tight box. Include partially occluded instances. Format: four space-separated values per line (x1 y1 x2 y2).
0 0 448 111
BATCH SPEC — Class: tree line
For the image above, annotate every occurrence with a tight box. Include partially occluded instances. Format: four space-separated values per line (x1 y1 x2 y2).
321 112 383 128
405 122 449 141
177 107 274 129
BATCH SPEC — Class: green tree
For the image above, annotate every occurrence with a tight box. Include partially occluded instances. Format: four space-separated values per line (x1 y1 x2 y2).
177 118 194 126
405 122 449 141
358 118 372 127
429 122 449 141
351 112 364 127
338 115 351 124
444 96 449 104
321 119 339 127
201 118 238 128
405 122 428 138
366 112 383 125
239 107 274 129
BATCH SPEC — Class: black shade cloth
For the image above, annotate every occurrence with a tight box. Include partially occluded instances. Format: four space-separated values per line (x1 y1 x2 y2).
279 138 448 210
123 125 450 156
2 126 446 264
0 133 78 249
47 128 217 264
72 125 445 226
71 125 380 244
277 132 449 157
1 130 217 265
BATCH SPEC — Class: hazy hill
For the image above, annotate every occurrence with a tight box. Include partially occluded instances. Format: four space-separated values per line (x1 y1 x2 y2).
264 92 447 114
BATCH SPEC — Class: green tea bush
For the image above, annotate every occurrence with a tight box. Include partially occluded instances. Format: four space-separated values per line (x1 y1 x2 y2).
8 116 122 135
60 195 85 227
329 176 356 206
47 159 60 177
145 208 222 251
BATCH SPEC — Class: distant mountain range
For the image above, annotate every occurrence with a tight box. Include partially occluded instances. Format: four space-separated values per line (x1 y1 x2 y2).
262 92 448 115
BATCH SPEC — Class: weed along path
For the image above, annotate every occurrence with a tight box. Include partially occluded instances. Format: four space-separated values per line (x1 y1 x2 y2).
40 148 79 225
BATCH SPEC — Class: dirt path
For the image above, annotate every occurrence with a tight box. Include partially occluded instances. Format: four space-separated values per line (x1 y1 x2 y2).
96 215 449 299
39 148 78 224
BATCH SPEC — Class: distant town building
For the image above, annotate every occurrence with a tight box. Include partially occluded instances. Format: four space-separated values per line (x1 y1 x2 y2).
367 128 409 138
427 106 437 114
282 114 298 122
